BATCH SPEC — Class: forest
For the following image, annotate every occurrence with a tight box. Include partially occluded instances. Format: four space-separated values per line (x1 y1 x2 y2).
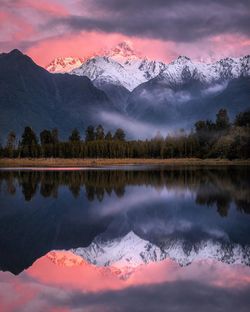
1 109 249 159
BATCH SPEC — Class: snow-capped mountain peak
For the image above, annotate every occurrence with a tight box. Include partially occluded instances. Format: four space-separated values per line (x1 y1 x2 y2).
106 41 139 63
46 56 85 73
171 55 192 65
71 56 141 90
158 54 250 86
70 42 166 91
46 41 250 91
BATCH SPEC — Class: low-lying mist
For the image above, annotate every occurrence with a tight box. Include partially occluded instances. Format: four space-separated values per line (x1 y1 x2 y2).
99 111 190 139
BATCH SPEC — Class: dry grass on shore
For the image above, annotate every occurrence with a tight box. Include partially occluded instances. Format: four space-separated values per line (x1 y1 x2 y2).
0 158 249 168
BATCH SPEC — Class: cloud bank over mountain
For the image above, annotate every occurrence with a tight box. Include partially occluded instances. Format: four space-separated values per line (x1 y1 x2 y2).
1 0 249 66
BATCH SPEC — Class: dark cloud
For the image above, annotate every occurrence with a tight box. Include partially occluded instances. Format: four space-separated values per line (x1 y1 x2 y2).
54 0 250 42
44 280 250 312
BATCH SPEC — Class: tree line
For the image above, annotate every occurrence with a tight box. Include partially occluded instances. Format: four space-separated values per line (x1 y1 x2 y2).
1 109 249 159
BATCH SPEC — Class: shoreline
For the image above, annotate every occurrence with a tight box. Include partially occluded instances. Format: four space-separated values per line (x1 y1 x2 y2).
0 158 250 168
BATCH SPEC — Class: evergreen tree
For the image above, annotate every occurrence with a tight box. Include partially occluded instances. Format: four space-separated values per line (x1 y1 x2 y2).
95 124 105 140
85 125 95 142
40 130 53 145
6 131 16 149
20 127 38 157
105 131 113 141
21 127 38 146
40 130 54 157
113 128 125 141
69 128 81 142
51 128 59 143
216 109 230 130
234 110 250 127
6 131 16 157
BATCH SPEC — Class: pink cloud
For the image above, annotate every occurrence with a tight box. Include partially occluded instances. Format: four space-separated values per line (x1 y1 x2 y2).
1 2 249 65
26 31 178 67
0 0 69 47
8 0 68 17
18 251 250 291
0 10 34 42
0 251 250 311
25 31 250 69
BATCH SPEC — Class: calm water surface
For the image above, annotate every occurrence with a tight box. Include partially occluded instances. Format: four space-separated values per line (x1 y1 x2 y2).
0 166 250 311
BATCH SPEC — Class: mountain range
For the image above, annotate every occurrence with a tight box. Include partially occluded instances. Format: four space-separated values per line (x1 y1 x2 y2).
70 231 250 279
43 230 250 281
0 41 250 140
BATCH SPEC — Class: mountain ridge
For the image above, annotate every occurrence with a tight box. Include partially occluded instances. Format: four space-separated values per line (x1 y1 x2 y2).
0 47 250 139
0 49 116 140
45 42 250 92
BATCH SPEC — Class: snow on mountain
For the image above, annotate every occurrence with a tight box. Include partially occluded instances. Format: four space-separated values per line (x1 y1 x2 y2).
46 56 85 73
158 55 250 86
46 41 250 91
105 41 139 64
70 42 166 91
71 56 142 91
72 232 165 269
46 250 127 279
70 47 249 91
47 250 86 267
71 231 250 270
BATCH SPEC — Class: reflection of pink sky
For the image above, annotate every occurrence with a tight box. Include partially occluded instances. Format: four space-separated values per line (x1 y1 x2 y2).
0 251 250 311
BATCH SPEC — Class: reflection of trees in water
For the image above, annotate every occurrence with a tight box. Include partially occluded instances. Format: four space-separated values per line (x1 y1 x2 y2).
19 171 39 201
196 188 231 217
0 168 249 215
194 168 250 216
235 199 250 214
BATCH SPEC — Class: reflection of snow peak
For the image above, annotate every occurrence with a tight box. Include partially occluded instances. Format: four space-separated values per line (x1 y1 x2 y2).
47 251 86 267
71 231 250 269
73 232 165 268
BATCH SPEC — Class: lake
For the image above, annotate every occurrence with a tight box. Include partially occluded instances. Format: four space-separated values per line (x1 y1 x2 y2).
0 166 250 311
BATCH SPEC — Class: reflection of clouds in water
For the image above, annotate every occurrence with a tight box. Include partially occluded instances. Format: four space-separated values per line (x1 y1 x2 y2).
94 186 228 241
205 228 229 240
1 258 250 312
134 215 228 240
96 187 193 217
139 219 193 236
48 281 250 312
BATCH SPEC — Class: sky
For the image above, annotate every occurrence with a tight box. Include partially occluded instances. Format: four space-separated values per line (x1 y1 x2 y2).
0 0 250 66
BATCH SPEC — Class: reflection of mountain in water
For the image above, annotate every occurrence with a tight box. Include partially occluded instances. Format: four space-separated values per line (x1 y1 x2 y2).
71 231 250 279
0 167 249 275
